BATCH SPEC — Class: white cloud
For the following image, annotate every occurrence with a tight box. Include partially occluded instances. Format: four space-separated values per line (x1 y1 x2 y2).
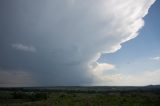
89 62 159 86
150 56 160 61
12 43 36 52
89 62 115 82
100 69 160 86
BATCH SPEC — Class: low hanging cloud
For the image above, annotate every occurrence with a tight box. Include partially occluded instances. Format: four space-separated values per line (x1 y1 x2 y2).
12 43 36 52
0 0 156 86
150 56 160 61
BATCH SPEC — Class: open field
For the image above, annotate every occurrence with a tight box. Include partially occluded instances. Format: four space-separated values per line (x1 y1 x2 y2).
0 86 160 106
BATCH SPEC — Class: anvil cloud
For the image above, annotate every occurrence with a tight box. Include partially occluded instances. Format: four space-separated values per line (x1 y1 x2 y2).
0 0 155 86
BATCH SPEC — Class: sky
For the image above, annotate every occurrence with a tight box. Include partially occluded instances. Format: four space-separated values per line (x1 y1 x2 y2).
98 0 160 85
0 0 159 87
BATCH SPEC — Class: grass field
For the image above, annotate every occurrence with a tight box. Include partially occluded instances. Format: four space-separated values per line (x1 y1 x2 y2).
0 87 160 106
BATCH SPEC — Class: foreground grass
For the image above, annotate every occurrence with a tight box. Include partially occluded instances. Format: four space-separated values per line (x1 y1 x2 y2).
0 91 160 106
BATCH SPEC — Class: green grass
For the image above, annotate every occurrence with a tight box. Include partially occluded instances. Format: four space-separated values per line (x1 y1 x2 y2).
0 91 160 106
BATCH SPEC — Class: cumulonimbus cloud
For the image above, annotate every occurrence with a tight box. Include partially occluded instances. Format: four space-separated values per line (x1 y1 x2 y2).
0 0 156 86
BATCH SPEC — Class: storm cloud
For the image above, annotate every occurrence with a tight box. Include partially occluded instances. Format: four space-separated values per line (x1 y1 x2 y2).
0 0 155 86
